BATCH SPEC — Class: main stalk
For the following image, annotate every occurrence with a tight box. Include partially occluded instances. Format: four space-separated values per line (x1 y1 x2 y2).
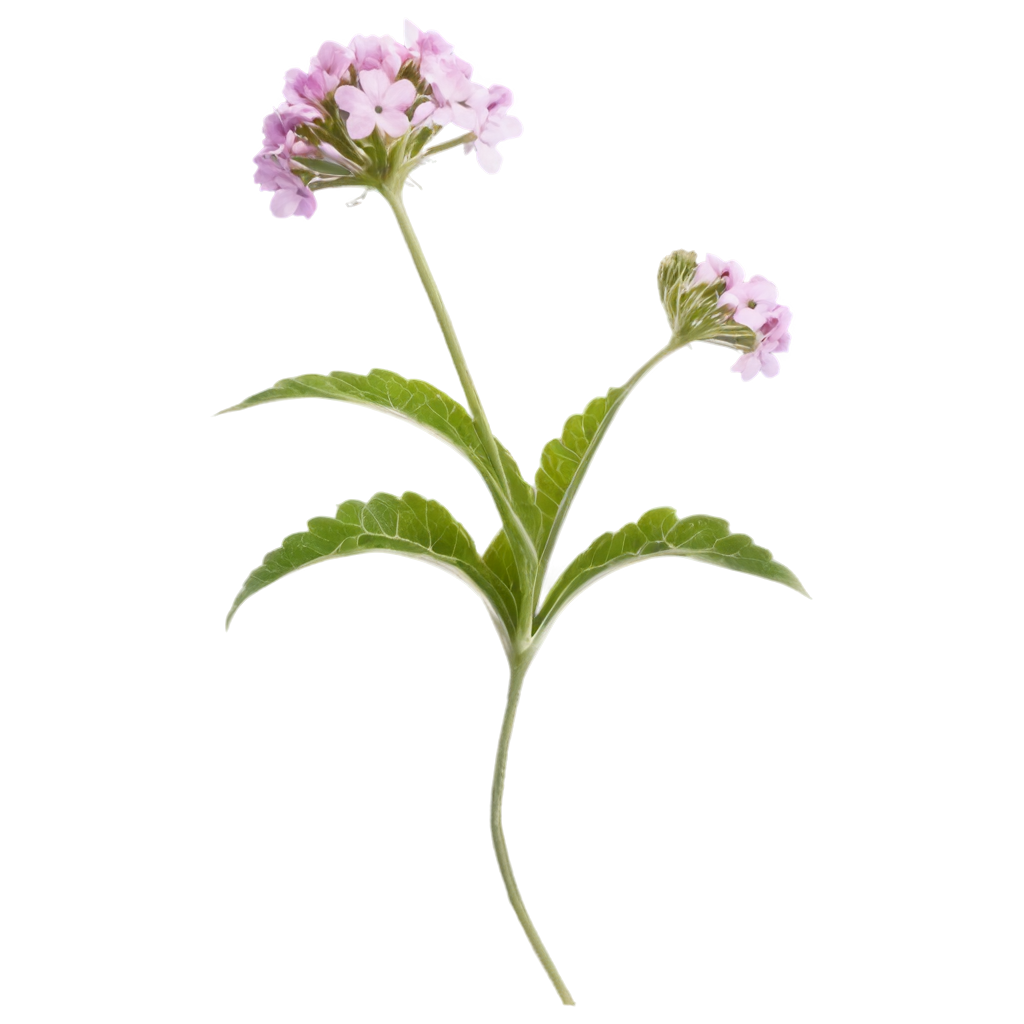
491 657 574 1004
385 186 570 1002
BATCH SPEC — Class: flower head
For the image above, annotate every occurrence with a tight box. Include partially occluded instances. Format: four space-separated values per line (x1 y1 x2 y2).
659 251 793 379
252 25 521 218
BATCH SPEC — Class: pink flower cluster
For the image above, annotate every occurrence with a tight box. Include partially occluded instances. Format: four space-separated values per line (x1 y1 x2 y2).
254 24 522 218
694 255 792 380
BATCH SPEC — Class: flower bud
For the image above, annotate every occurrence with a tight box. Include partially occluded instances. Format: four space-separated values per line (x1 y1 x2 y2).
657 249 698 318
658 249 758 352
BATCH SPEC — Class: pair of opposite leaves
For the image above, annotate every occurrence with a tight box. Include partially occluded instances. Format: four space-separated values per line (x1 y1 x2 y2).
222 369 806 648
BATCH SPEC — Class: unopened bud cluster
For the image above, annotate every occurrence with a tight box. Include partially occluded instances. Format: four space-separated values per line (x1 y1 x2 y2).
658 252 793 381
254 23 521 219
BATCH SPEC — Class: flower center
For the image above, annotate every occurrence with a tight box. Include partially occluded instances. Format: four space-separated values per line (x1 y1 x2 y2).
748 300 757 308
374 105 383 113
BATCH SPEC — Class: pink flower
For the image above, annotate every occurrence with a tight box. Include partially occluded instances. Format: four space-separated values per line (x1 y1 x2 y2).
260 110 292 150
312 41 352 85
467 86 521 171
253 158 316 218
720 276 778 331
404 21 453 59
428 68 488 131
350 35 408 79
284 67 332 106
731 304 792 380
759 305 792 352
692 254 744 290
336 70 417 139
732 339 781 380
261 104 319 150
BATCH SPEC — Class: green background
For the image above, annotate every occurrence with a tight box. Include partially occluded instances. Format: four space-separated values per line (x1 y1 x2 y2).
2 0 1024 1019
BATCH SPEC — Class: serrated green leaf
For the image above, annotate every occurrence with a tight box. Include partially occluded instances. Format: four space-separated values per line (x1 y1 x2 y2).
483 529 521 608
225 368 544 561
536 508 807 633
227 491 518 644
497 444 543 544
221 368 488 465
535 385 627 558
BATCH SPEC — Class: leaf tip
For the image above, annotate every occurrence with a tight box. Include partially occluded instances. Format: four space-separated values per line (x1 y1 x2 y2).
225 601 241 630
210 399 244 415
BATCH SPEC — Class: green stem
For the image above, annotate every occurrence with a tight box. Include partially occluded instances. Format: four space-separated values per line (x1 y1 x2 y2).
381 186 511 497
491 657 575 1005
423 131 476 156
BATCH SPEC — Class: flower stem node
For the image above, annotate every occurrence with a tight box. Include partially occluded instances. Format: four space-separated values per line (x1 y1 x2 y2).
253 23 521 218
658 251 793 379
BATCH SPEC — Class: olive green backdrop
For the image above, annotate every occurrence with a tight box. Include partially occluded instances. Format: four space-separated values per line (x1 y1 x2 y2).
2 2 1024 1024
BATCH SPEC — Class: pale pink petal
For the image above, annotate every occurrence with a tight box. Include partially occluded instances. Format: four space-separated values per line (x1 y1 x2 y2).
732 352 755 379
407 25 452 58
487 84 514 111
706 254 727 274
760 352 780 376
350 35 384 71
344 110 376 139
766 304 792 337
411 101 436 126
357 69 391 105
382 36 410 63
376 107 411 137
746 275 777 305
283 69 306 104
315 41 351 78
270 189 301 217
482 114 521 143
431 105 454 127
476 143 502 173
733 306 769 331
278 101 321 126
722 263 743 287
335 85 372 116
451 102 482 132
383 78 417 111
692 262 718 285
741 356 761 381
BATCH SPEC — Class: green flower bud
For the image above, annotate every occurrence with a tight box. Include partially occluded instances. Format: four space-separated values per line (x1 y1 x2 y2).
657 249 699 317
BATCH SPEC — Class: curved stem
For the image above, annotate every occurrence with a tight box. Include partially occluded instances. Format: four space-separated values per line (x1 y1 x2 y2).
381 186 510 498
532 343 674 613
491 657 574 1005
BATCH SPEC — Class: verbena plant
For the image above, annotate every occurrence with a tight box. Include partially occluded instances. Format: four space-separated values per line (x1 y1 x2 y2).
225 23 807 1006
